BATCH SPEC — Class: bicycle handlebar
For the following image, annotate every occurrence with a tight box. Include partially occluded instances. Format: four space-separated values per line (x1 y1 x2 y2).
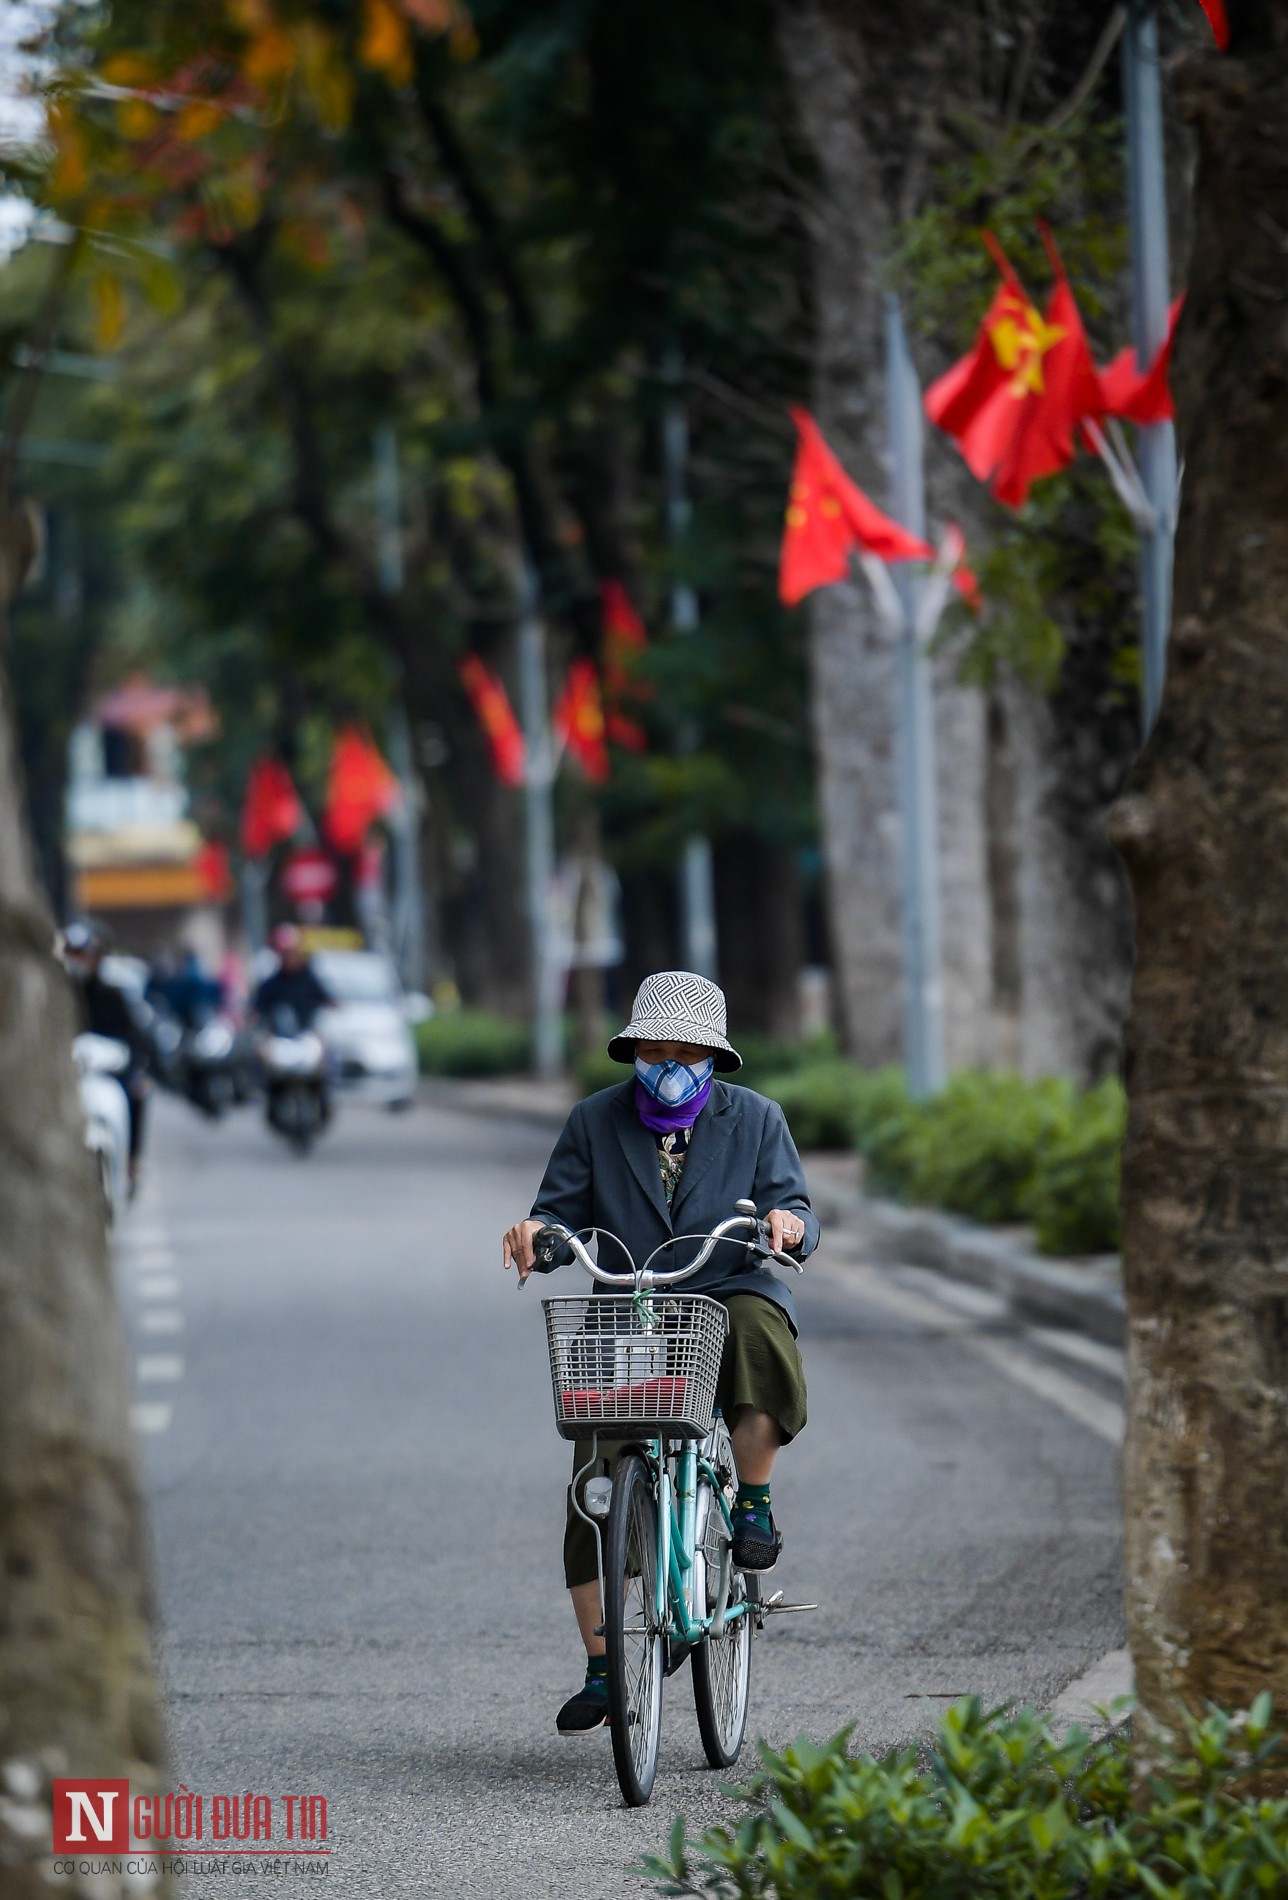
525 1197 804 1290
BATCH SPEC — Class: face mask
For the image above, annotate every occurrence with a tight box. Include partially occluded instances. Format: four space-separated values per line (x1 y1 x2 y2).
634 1055 715 1107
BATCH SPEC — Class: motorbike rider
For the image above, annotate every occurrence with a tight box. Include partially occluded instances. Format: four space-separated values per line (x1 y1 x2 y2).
252 924 335 1030
164 945 223 1031
63 921 151 1197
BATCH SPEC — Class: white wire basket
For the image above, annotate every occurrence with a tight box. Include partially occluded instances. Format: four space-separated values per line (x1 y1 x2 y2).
542 1294 729 1441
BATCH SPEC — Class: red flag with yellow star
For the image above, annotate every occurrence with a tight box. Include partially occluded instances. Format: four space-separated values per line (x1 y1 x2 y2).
554 658 610 782
600 580 650 752
779 407 932 605
989 238 1104 507
1098 296 1183 426
924 242 1042 481
458 654 526 787
240 756 303 860
927 234 1103 509
323 727 401 855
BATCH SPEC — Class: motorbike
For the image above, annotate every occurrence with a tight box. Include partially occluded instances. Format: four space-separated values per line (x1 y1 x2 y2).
257 1008 331 1155
73 1032 131 1222
182 1009 240 1120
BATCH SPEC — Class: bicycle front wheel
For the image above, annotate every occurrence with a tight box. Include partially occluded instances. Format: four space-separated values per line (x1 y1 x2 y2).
691 1444 752 1768
605 1451 664 1806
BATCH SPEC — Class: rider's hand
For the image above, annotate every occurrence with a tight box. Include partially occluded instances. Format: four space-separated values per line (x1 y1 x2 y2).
766 1208 806 1254
502 1218 545 1282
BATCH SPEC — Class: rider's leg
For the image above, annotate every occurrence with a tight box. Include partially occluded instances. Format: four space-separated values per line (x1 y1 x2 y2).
729 1406 782 1484
571 1579 606 1657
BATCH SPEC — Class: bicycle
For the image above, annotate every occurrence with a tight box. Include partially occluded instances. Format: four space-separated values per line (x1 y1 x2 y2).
527 1199 806 1807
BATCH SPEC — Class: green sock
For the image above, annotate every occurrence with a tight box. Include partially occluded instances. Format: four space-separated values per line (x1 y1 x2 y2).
584 1655 608 1697
735 1482 772 1536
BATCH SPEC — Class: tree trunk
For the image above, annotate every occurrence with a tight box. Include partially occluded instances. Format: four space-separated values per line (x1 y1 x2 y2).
779 0 1142 1085
777 2 997 1073
1111 7 1288 1775
714 831 805 1042
0 630 169 1883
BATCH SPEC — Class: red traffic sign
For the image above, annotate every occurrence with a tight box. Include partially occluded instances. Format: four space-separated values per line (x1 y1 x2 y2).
282 848 338 907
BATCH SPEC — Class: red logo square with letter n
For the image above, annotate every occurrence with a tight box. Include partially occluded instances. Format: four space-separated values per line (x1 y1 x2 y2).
52 1780 130 1853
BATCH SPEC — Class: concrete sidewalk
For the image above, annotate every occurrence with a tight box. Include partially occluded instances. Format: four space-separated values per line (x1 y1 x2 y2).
421 1073 1126 1345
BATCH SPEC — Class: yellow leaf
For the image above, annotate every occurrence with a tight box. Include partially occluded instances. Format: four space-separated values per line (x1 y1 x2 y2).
92 274 127 351
49 110 87 201
296 24 353 128
102 54 158 88
360 0 413 82
241 25 297 84
176 100 224 142
115 98 159 141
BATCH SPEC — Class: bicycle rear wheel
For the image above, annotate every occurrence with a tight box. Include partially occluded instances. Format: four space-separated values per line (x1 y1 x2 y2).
691 1429 752 1768
605 1451 664 1806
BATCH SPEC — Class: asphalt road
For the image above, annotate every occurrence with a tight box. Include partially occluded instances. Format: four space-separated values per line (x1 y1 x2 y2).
117 1090 1125 1899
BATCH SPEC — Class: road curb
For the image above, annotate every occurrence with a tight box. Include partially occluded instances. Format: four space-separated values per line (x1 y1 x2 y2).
810 1173 1125 1348
1049 1647 1133 1732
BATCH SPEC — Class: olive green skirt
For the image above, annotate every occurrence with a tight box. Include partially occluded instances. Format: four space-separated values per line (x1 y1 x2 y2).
563 1292 807 1588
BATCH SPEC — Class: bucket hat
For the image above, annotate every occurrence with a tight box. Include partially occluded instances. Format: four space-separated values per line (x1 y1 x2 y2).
607 970 742 1073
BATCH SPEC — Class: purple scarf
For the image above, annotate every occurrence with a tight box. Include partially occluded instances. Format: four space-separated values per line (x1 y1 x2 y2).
635 1075 713 1136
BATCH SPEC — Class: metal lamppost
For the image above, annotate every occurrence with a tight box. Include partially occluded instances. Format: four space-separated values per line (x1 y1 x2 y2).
663 353 719 979
885 294 946 1101
1123 0 1178 736
515 559 563 1079
373 425 429 990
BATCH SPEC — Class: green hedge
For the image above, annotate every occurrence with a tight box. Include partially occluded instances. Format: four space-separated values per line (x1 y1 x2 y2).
757 1060 910 1153
756 1061 1123 1255
1026 1078 1125 1256
414 1009 531 1077
643 1695 1288 1900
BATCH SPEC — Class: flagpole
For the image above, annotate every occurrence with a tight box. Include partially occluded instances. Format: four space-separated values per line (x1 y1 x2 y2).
1123 0 1177 736
663 349 719 979
373 425 430 993
517 558 563 1079
885 294 946 1101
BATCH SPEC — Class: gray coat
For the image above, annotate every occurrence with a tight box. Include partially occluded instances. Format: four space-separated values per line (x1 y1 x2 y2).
528 1079 819 1329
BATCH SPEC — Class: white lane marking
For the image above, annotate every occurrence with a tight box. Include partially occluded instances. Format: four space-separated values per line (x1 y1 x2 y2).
817 1260 1124 1446
896 1265 1010 1323
971 1334 1123 1445
140 1309 184 1336
126 1225 168 1247
1028 1326 1125 1382
137 1355 184 1382
130 1402 173 1434
138 1275 181 1301
129 1250 177 1272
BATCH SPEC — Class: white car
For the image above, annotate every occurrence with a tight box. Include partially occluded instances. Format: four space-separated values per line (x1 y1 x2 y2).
312 951 426 1110
74 1032 132 1222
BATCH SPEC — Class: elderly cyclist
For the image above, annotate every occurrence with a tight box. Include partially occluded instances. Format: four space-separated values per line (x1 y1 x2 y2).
502 970 818 1735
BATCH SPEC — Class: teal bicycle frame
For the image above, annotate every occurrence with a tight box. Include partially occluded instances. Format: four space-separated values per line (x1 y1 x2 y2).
572 1424 752 1649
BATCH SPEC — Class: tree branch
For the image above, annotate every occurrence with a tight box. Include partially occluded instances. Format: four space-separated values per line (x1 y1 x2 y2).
408 59 539 343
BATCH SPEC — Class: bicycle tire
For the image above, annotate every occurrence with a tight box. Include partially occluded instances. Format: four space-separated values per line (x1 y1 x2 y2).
605 1451 664 1806
691 1429 752 1769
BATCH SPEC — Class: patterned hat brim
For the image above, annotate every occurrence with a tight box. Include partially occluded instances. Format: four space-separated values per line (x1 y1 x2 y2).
607 1017 742 1072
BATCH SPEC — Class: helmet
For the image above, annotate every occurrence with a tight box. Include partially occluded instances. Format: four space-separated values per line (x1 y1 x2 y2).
269 923 302 956
64 920 108 956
